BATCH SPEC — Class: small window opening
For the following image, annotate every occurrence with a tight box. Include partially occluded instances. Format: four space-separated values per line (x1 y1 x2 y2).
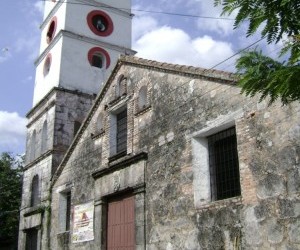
92 15 108 32
92 53 104 68
73 121 81 137
116 75 127 98
26 228 38 250
43 55 51 76
47 20 56 43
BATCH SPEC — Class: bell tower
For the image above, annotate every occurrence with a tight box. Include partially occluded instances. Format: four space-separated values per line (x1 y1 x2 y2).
19 1 134 249
33 0 134 105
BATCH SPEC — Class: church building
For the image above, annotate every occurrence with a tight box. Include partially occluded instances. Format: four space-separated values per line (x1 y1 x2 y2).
19 0 300 249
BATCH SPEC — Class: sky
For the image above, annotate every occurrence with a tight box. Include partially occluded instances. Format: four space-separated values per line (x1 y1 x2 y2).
0 0 281 156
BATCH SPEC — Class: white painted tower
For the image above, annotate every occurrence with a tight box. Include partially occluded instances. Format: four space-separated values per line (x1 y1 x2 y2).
19 1 133 249
34 0 134 105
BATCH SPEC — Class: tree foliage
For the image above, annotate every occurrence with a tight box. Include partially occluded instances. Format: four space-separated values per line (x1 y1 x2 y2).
215 0 300 104
0 152 23 244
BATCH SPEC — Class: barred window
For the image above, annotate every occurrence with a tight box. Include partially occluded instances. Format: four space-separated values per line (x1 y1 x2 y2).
208 127 241 200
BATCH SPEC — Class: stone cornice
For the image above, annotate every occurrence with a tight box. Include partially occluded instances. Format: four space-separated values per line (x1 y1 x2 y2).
118 55 238 84
92 152 148 179
26 87 95 119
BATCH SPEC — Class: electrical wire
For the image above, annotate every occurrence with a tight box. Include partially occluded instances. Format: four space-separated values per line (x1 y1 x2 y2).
40 0 235 20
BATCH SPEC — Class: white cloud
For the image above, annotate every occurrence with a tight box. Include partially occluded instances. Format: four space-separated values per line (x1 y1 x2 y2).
133 15 158 41
14 35 40 62
0 111 27 153
34 1 44 15
133 26 234 69
13 0 43 62
0 49 12 64
186 0 237 36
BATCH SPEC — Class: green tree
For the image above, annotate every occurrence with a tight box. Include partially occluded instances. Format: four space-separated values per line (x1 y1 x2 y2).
0 152 23 247
215 0 300 104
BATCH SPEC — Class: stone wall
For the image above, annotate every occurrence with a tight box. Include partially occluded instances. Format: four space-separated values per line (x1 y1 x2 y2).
50 62 300 249
19 88 95 250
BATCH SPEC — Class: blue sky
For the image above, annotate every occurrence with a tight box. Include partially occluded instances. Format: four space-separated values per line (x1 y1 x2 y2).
0 0 281 155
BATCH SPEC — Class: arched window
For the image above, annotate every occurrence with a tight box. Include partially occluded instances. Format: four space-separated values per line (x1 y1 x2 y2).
88 47 110 69
43 54 52 76
31 175 40 207
116 75 127 98
41 120 48 153
30 130 36 161
96 114 104 133
73 121 81 137
46 17 57 43
138 86 148 110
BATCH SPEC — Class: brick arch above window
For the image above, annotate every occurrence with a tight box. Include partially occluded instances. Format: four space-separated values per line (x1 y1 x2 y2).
88 47 110 69
87 10 114 37
115 74 127 98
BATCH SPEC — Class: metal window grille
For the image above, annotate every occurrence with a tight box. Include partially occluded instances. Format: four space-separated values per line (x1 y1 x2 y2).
116 109 127 154
65 192 71 231
208 127 241 200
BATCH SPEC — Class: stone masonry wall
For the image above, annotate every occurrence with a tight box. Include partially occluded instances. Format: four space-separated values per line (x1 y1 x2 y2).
20 88 95 250
50 63 300 249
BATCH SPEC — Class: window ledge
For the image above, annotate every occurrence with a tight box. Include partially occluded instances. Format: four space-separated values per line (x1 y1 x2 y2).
109 94 127 106
195 196 242 211
108 151 127 162
57 231 70 245
91 129 105 140
24 205 45 217
92 152 148 179
135 105 151 116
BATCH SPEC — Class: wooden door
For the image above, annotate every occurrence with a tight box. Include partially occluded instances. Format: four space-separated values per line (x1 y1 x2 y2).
107 195 135 250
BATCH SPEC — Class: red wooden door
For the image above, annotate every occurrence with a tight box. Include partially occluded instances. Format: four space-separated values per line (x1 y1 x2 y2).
107 195 135 250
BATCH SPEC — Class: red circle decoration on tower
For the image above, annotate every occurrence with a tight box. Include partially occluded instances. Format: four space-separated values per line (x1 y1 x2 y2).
46 16 57 44
87 10 114 36
88 47 111 69
43 54 52 76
